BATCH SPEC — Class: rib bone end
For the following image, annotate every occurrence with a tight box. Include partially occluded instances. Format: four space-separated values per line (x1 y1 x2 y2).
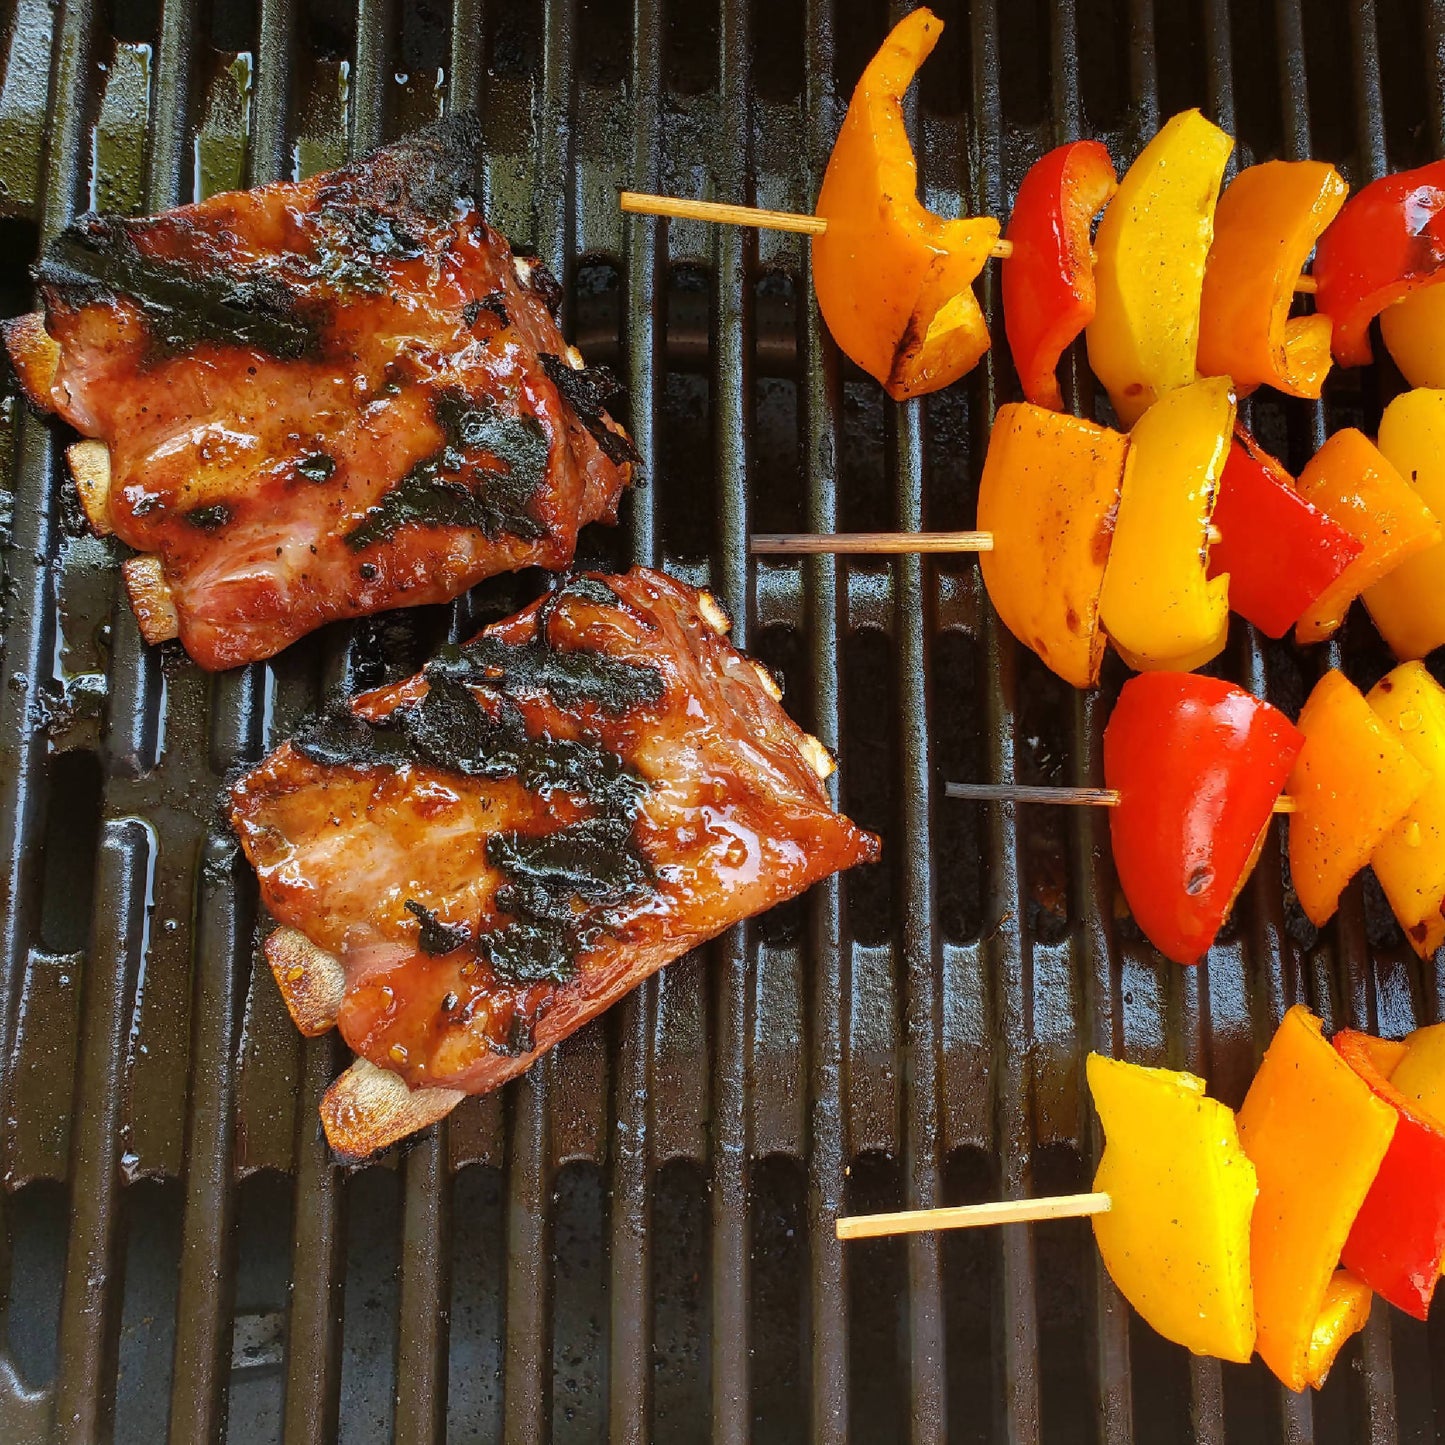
320 1058 464 1162
67 440 113 536
121 555 180 643
3 312 59 411
264 926 345 1036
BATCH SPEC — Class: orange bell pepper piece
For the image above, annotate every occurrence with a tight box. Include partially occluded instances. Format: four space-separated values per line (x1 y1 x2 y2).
1292 428 1442 644
1197 161 1347 399
1286 669 1430 927
1361 390 1445 660
812 9 999 400
1237 1005 1395 1391
1367 663 1445 958
976 404 1130 687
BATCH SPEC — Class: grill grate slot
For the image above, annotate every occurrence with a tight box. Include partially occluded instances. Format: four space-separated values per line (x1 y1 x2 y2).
0 0 1439 1440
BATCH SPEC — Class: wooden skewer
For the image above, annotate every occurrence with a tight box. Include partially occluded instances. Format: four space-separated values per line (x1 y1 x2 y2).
752 530 993 555
836 1191 1112 1240
945 782 1297 813
751 526 1223 556
621 192 1319 292
621 192 1014 255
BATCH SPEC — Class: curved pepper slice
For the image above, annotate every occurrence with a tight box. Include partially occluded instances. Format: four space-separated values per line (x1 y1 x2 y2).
1103 673 1302 965
1098 376 1233 671
1314 158 1445 367
1197 161 1347 399
1286 669 1430 928
1237 1005 1394 1392
1292 428 1442 645
1367 663 1445 958
1003 141 1118 410
812 9 999 400
1087 1054 1257 1361
1362 390 1445 660
1335 1030 1445 1320
1086 109 1233 426
1207 430 1362 639
976 403 1129 687
1380 284 1445 387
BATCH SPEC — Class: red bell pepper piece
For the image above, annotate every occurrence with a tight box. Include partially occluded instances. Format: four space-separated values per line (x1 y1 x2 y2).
1313 158 1445 367
1208 429 1363 638
1335 1030 1445 1320
1103 674 1303 966
1003 141 1118 410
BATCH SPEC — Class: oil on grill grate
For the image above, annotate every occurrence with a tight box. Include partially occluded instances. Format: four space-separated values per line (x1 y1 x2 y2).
0 0 1444 1441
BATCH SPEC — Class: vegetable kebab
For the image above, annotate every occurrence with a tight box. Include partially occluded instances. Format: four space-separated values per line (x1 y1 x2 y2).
840 1004 1445 1392
950 661 1445 968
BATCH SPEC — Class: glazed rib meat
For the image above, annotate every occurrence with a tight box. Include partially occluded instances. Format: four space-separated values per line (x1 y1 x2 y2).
229 568 880 1158
5 117 633 670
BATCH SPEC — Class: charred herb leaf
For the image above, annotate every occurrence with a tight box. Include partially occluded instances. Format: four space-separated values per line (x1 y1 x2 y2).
404 899 472 955
539 352 642 466
489 815 648 921
185 503 233 531
344 390 550 550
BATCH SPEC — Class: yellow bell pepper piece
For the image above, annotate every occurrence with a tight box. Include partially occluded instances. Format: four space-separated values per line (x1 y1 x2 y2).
1237 1005 1395 1392
1380 284 1445 388
1086 109 1234 427
1391 1023 1445 1128
1087 1054 1257 1362
1367 663 1445 957
1098 376 1233 672
1287 669 1430 927
1293 428 1442 644
1361 390 1445 659
976 404 1131 688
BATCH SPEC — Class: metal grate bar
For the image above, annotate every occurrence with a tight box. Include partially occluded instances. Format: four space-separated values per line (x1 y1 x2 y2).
394 1133 451 1445
281 1037 346 1445
608 1 665 1439
53 823 150 1443
502 1064 551 1439
800 9 851 1442
707 4 757 1443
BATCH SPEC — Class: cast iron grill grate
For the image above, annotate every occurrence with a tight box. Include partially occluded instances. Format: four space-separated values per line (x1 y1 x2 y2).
0 0 1441 1440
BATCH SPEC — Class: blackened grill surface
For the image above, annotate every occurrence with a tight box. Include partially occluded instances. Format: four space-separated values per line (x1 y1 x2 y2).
0 1 1440 1442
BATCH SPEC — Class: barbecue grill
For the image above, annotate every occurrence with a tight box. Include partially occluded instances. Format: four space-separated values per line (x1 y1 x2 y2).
0 0 1439 1440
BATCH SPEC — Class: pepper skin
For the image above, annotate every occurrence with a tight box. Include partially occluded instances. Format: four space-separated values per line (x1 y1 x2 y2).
812 9 999 400
1367 663 1445 958
1207 430 1362 639
1380 283 1445 387
1237 1005 1395 1392
976 403 1130 688
1098 376 1233 672
1314 158 1445 367
1003 141 1118 410
1103 674 1302 965
1286 669 1430 928
1087 1054 1257 1362
1086 109 1233 426
1335 1030 1445 1320
1361 390 1445 659
1198 161 1347 399
1292 428 1441 645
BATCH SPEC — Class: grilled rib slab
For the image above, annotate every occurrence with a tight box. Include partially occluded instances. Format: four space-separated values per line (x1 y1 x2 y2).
6 117 632 670
230 568 880 1158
